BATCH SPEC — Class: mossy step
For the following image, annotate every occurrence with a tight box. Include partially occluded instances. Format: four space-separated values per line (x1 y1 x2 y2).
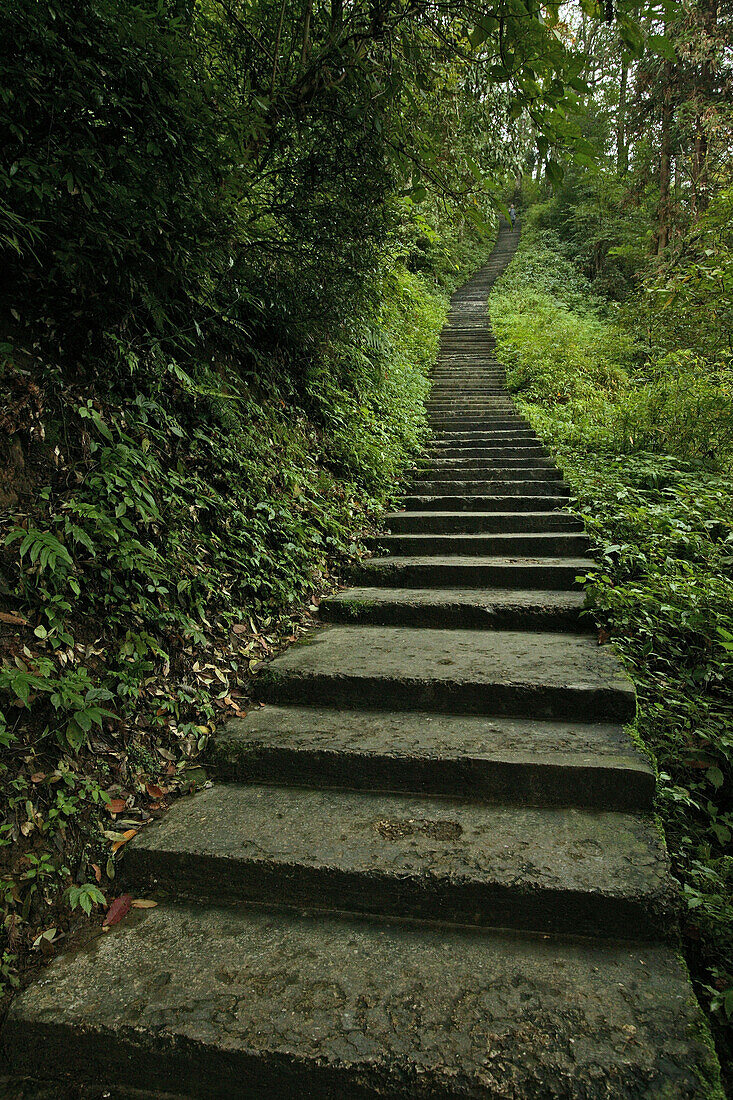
320 585 587 632
401 494 572 511
366 532 589 557
4 903 718 1099
210 704 655 811
257 624 636 722
425 445 549 459
382 510 581 533
124 784 669 936
350 552 588 587
411 480 570 497
413 466 564 481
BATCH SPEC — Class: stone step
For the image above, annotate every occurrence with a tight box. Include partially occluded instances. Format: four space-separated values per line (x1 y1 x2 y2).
209 705 655 811
5 903 716 1099
412 480 569 497
320 585 588 632
430 430 538 442
366 532 590 558
413 466 563 482
401 494 573 511
425 444 549 459
125 784 668 937
257 625 637 722
383 510 581 533
418 456 555 469
350 553 587 588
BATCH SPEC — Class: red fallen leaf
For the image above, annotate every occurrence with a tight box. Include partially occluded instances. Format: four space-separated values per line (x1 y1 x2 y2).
103 894 132 927
597 629 611 646
106 799 126 815
0 612 28 626
146 783 164 800
91 863 102 883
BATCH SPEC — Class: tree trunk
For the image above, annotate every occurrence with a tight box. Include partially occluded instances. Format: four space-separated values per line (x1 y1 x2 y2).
655 62 673 254
616 59 628 175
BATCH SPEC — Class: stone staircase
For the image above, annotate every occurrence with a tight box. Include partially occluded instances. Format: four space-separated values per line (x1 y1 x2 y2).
3 223 720 1098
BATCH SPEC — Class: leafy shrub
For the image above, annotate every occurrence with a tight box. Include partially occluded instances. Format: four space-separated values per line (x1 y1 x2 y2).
491 213 733 1066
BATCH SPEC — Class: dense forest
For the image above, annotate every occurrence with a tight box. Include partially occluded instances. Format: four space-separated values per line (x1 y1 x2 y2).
0 0 731 1085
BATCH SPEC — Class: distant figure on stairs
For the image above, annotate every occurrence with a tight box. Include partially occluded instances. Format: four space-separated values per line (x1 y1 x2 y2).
509 203 517 229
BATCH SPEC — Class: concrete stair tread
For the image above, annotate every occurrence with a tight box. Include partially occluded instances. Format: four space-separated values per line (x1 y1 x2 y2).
401 495 572 511
383 511 581 533
123 783 671 936
323 585 586 611
211 704 655 811
320 584 588 632
4 903 716 1099
369 533 589 556
257 624 636 721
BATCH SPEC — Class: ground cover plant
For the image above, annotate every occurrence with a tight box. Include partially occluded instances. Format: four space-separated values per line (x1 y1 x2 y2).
1 0 520 1005
490 207 733 1079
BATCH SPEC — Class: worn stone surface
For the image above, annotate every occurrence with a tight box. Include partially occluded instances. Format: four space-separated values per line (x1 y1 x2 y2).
210 705 655 810
366 533 589 557
257 624 636 721
320 585 587 632
125 782 672 936
350 553 590 588
4 903 720 1099
401 493 573 511
383 510 581 533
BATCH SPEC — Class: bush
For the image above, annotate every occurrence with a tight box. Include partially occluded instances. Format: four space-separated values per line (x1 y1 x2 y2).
491 211 733 1064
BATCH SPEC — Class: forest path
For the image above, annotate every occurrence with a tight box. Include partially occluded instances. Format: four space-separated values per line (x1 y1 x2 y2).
3 222 719 1098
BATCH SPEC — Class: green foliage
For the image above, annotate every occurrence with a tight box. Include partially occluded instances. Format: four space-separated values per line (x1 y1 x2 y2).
491 214 733 1059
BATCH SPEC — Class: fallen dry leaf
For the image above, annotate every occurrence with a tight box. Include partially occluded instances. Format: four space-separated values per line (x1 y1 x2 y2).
0 612 28 626
131 899 157 909
91 863 102 883
112 828 137 853
30 772 46 784
106 799 127 815
145 783 165 800
103 894 133 927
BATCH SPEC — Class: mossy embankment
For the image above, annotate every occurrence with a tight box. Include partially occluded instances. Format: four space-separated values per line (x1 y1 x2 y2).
0 207 495 1000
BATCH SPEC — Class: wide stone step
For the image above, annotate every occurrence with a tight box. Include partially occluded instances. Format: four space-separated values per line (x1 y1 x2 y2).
412 480 569 497
4 903 716 1099
351 553 587 588
429 419 524 430
367 532 589 557
401 494 574 512
125 784 668 937
425 444 549 459
321 585 588 632
413 466 563 481
430 430 538 442
257 624 637 722
418 456 555 469
210 705 655 811
383 510 581 533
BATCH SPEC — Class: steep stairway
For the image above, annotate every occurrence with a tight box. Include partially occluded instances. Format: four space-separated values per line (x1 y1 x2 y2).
2 223 720 1098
